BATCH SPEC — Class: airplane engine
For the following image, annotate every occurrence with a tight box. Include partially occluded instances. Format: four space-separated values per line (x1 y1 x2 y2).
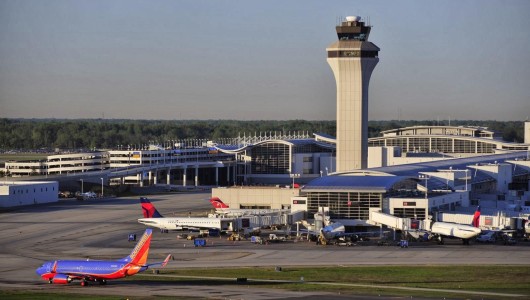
51 274 71 284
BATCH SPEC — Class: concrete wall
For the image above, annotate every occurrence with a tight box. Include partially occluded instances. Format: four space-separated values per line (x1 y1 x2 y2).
368 146 453 168
525 121 530 144
429 191 470 210
469 163 513 193
328 50 378 171
0 181 59 207
211 187 300 210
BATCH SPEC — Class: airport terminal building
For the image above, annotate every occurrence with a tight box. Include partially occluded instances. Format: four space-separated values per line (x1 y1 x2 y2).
2 14 529 232
0 181 58 207
368 125 529 155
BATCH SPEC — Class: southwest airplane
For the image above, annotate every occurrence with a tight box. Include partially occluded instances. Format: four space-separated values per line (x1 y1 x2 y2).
209 197 287 217
36 229 171 286
138 197 235 232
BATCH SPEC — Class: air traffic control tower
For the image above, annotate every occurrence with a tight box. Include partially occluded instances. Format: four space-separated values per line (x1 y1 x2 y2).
327 16 379 172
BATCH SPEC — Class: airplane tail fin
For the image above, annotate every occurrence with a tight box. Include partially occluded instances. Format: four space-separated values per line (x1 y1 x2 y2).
471 205 481 227
209 197 229 209
122 229 152 265
160 254 171 267
141 197 164 218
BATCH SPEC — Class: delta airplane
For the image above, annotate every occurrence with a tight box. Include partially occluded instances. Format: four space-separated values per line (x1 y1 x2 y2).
36 229 171 286
209 197 287 216
138 197 235 232
411 206 482 245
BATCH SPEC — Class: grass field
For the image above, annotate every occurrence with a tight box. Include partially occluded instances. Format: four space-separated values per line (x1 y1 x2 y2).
134 265 530 299
145 266 530 298
1 265 528 299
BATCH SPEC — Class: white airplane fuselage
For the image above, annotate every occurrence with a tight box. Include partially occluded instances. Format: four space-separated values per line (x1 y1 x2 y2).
138 217 234 231
431 222 482 240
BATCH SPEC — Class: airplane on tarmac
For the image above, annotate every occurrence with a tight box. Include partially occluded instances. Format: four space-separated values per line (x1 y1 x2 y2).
410 206 482 245
138 197 235 232
299 209 363 245
35 229 171 286
209 197 287 217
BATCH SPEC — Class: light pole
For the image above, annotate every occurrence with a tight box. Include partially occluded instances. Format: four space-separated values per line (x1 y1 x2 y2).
80 179 84 194
290 173 300 188
100 177 104 197
464 169 469 191
419 174 430 200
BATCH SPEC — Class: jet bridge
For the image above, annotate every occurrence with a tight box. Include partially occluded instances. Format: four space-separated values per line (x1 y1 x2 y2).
369 210 427 231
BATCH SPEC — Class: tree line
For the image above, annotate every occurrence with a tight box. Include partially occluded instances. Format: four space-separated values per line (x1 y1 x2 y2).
0 118 525 150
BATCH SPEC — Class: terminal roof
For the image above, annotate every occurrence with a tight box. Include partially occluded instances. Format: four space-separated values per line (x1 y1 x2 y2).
302 175 412 192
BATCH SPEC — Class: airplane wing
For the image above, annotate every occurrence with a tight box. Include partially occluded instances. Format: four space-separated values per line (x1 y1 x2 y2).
144 254 172 268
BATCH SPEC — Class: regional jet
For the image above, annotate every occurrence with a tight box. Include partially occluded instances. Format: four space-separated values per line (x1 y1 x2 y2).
138 197 235 232
414 206 482 245
36 229 171 286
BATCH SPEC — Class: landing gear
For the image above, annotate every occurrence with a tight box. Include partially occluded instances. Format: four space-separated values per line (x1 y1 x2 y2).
437 236 445 245
48 279 53 284
98 279 107 285
80 279 88 287
463 239 470 245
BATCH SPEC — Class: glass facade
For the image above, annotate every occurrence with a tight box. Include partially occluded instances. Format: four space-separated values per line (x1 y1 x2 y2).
307 191 383 220
250 143 290 174
368 137 499 154
393 208 426 220
293 143 333 154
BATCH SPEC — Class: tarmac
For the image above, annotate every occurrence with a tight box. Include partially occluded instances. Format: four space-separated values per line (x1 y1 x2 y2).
1 192 529 299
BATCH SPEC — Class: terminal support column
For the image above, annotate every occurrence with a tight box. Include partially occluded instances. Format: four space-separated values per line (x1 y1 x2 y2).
194 165 198 187
182 167 187 187
138 173 144 187
215 167 219 186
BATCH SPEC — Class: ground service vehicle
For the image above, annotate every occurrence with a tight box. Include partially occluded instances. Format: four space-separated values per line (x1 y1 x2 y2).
251 236 264 244
227 233 241 241
476 231 497 243
194 239 206 247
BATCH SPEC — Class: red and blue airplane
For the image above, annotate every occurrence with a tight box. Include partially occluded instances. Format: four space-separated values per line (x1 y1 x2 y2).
36 229 171 286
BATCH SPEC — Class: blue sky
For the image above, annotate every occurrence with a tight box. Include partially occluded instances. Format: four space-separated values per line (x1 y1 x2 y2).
1 0 529 121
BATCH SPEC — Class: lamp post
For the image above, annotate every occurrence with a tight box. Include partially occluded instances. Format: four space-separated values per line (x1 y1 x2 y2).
80 179 84 194
419 174 430 200
464 169 469 191
100 177 104 197
289 173 300 188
